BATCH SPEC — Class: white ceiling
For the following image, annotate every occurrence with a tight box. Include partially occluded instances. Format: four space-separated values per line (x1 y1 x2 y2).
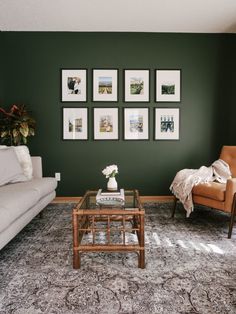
1 0 236 33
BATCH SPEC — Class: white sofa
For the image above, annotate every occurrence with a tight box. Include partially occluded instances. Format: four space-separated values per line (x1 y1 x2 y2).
0 156 57 250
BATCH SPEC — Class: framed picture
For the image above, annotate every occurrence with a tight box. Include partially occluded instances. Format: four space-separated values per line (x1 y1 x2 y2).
154 108 180 140
63 107 88 140
92 69 118 102
124 69 150 102
61 69 87 102
155 69 181 102
124 107 149 140
93 107 119 140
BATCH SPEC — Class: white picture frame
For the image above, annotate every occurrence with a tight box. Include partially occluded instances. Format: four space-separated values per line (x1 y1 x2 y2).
156 69 181 102
124 107 149 140
93 107 119 140
92 69 118 102
61 69 87 102
154 108 180 140
124 69 150 102
63 107 88 140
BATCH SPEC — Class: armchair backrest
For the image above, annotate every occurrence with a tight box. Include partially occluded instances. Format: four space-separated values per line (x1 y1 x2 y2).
220 146 236 177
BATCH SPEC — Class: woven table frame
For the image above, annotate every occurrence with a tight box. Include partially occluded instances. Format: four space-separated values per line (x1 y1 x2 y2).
72 190 145 269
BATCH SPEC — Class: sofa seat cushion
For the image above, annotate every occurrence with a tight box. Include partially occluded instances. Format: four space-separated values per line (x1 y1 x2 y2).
0 185 38 233
192 182 226 201
21 178 57 199
0 178 57 233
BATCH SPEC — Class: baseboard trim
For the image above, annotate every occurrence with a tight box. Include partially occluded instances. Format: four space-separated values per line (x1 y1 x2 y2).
52 197 82 203
52 195 174 203
140 196 174 202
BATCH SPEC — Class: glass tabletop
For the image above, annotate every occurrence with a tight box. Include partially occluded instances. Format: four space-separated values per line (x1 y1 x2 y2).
76 189 142 211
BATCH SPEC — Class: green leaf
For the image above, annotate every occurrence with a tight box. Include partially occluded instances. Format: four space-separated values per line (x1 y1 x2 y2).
13 129 19 137
0 104 35 145
20 124 29 137
12 133 21 145
0 131 8 138
29 128 35 136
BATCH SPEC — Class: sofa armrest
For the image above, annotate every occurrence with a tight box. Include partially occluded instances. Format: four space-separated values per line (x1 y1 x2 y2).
31 156 43 178
225 178 236 212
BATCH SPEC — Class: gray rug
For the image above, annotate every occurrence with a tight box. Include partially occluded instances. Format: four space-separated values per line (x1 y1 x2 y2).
0 202 236 314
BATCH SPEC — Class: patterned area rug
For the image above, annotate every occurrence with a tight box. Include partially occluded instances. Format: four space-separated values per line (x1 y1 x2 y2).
0 202 236 314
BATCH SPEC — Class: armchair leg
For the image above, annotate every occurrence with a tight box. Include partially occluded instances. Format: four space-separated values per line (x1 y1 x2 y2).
171 197 178 218
228 193 236 239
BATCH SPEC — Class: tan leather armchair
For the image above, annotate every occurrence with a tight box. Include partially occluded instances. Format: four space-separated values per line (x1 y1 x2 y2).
172 146 236 238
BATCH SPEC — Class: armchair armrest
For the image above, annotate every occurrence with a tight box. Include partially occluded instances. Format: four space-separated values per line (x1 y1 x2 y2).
31 156 43 178
225 178 236 212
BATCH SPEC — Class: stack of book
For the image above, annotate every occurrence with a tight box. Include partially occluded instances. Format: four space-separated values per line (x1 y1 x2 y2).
100 190 121 196
96 188 125 206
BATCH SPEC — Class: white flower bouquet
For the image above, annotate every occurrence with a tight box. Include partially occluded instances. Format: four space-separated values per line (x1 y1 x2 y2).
102 164 118 178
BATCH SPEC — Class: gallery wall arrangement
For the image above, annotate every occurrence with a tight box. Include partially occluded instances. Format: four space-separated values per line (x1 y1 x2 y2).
61 69 181 141
1 32 235 196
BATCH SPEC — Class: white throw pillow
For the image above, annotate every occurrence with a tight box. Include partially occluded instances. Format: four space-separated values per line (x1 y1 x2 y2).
0 148 27 186
13 146 33 180
0 145 33 180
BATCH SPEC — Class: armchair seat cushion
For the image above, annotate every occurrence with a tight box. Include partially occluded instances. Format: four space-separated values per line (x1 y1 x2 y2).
192 182 226 201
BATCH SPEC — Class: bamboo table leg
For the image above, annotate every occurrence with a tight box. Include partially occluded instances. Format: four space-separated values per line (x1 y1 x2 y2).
73 210 80 269
73 250 81 269
138 214 145 269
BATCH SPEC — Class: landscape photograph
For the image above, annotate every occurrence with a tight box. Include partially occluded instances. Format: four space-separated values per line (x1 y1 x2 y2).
161 82 175 95
130 77 144 95
98 77 112 94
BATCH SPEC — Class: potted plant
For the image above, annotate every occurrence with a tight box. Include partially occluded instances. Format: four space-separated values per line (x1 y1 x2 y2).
102 164 118 191
0 104 36 146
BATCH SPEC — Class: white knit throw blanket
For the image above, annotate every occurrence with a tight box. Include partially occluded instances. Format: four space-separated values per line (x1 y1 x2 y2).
170 159 231 217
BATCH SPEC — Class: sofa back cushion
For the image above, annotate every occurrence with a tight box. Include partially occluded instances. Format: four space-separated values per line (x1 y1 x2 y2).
14 146 33 180
0 145 33 180
0 148 27 186
220 146 236 178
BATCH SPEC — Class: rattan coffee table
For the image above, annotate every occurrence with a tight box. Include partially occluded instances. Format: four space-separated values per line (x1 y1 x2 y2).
72 189 145 269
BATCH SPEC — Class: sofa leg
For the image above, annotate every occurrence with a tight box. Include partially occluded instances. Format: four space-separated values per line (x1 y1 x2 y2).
171 197 178 218
228 193 236 239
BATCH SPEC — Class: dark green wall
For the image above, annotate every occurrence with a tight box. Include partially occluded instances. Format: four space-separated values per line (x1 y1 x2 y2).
218 35 236 145
1 32 235 196
0 32 3 104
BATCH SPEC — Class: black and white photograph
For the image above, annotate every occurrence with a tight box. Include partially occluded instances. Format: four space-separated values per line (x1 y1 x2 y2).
63 107 88 140
154 108 179 140
93 107 119 140
124 108 149 140
61 69 87 102
93 69 118 102
124 70 150 102
155 69 181 102
160 115 174 133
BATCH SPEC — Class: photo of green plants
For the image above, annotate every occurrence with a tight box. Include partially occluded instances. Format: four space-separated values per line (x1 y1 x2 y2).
161 84 175 95
130 77 144 95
